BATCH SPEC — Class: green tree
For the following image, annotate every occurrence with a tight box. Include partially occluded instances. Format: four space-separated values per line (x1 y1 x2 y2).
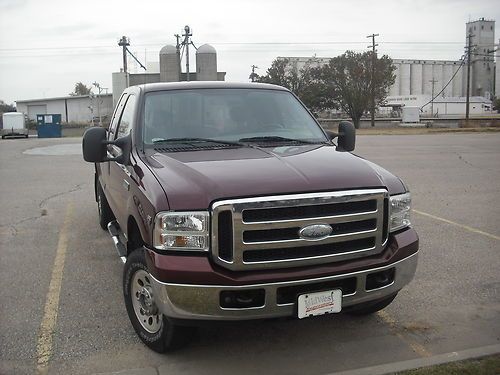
0 100 16 113
256 57 324 113
69 82 92 96
314 51 395 128
493 97 500 112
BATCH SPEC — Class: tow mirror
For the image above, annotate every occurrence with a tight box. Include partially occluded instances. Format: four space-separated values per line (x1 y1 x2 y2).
82 127 107 162
336 121 356 152
82 127 131 165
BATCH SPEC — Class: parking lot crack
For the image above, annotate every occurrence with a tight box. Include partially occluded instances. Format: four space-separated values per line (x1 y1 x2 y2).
38 183 85 209
454 152 477 168
0 184 86 236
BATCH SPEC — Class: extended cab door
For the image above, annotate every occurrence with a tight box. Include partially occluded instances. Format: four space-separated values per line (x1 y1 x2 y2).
106 94 137 230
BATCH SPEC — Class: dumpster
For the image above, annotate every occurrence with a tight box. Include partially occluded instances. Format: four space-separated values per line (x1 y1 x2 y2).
37 114 62 138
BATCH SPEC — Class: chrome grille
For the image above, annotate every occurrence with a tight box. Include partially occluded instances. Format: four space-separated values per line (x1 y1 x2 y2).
211 189 388 271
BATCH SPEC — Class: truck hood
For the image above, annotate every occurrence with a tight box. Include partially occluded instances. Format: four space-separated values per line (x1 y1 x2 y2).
145 144 405 210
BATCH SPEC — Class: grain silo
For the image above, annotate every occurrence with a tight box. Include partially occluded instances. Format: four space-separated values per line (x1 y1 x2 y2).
196 44 217 81
443 64 454 96
399 63 411 95
452 64 464 96
389 63 401 96
410 63 423 95
159 45 180 82
422 63 433 95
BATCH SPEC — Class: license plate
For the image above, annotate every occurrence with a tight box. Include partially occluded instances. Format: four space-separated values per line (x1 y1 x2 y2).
297 289 342 319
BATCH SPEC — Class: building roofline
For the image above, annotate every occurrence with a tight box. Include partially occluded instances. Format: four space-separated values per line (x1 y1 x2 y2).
16 93 112 104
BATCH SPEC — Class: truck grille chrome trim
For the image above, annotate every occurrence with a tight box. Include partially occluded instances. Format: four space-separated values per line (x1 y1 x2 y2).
211 189 389 271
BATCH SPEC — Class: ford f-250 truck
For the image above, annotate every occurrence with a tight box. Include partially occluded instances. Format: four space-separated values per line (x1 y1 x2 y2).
82 82 418 352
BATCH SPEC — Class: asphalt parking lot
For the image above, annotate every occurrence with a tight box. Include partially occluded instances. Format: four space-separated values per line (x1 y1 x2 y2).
0 133 499 375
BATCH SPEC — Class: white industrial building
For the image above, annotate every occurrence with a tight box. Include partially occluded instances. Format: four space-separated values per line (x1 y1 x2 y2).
467 18 495 97
280 18 497 116
496 38 500 99
389 59 464 97
15 36 226 122
385 95 492 116
16 94 113 123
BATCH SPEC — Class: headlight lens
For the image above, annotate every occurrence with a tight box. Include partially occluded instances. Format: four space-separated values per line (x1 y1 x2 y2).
389 192 411 232
153 211 209 251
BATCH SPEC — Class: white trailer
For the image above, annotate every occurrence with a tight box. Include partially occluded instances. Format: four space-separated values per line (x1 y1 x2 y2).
401 107 420 123
1 112 28 138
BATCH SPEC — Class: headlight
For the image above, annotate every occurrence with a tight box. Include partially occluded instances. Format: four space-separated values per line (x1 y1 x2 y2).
153 211 209 251
389 192 411 232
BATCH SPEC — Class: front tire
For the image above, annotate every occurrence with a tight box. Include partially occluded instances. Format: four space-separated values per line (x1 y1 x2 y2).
96 183 114 230
123 249 192 352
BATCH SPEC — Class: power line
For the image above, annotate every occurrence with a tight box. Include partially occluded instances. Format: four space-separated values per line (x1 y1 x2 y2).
0 40 469 52
420 56 466 110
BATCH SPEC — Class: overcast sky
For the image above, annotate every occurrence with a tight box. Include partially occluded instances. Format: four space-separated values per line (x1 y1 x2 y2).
0 0 498 104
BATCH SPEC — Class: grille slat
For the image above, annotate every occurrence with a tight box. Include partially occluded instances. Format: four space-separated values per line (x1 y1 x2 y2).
211 189 388 271
217 211 233 262
243 200 377 222
243 237 376 263
243 219 377 243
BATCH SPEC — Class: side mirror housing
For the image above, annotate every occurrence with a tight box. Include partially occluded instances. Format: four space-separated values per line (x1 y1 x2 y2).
82 127 107 162
336 121 356 152
82 127 131 165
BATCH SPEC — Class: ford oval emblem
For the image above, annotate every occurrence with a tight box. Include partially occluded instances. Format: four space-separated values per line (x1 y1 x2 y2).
299 224 332 241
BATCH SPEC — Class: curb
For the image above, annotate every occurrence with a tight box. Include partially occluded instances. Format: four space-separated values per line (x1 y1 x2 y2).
328 344 500 375
92 344 500 375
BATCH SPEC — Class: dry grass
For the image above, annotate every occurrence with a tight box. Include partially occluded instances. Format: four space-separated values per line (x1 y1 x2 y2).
393 354 500 375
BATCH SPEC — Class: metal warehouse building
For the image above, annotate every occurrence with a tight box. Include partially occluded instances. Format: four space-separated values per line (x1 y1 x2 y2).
16 94 113 123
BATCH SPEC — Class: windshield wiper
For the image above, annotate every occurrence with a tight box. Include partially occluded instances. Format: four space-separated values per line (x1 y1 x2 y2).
152 137 245 147
238 136 322 144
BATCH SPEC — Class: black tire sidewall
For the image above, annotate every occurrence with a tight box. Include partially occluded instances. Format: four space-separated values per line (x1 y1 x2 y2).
123 249 172 353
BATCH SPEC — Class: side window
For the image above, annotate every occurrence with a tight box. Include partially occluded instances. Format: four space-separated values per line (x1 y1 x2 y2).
116 95 137 139
108 94 128 140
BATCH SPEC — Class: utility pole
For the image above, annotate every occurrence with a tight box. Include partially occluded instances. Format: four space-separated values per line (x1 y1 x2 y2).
367 33 379 127
250 65 259 82
118 36 130 74
429 78 438 117
465 32 475 122
182 26 192 81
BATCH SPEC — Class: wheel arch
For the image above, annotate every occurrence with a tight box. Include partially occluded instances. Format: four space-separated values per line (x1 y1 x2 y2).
127 215 146 256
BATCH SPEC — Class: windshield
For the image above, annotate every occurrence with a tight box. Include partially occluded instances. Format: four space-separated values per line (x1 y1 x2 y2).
143 88 327 145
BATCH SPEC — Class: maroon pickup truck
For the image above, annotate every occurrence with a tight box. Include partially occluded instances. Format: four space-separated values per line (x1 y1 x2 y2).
82 82 418 352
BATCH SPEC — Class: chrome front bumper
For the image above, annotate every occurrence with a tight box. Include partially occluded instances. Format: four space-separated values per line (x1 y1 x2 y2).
150 251 418 321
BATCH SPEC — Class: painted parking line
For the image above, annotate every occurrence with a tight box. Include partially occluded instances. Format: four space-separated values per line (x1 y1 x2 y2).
36 202 73 375
377 310 432 358
413 209 500 241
